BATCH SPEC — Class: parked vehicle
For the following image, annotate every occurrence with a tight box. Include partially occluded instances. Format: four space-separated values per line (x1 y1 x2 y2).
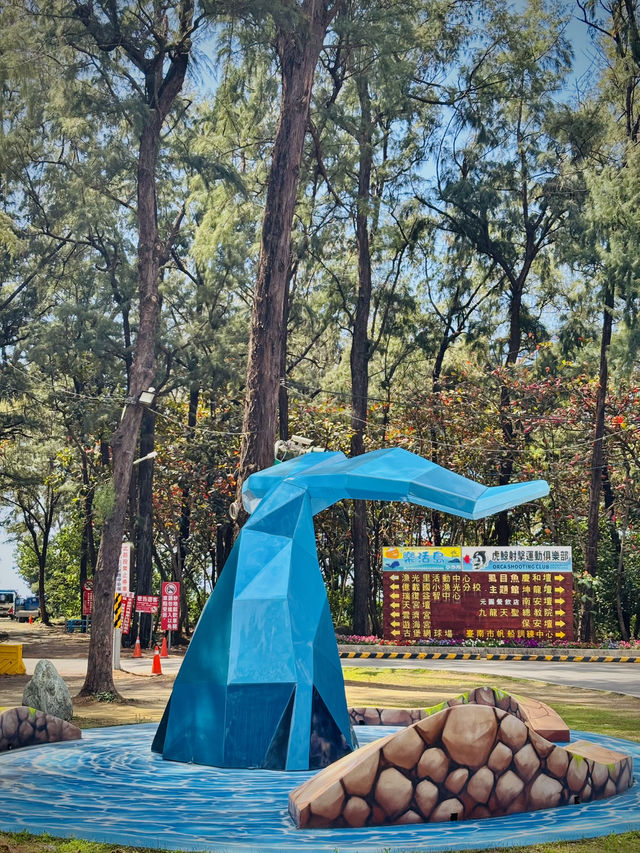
0 590 17 618
13 595 40 622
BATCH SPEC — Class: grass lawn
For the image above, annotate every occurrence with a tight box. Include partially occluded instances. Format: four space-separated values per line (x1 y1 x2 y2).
2 832 640 853
1 666 638 853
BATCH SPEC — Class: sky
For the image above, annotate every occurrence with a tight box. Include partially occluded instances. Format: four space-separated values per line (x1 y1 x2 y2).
0 535 29 595
555 0 603 89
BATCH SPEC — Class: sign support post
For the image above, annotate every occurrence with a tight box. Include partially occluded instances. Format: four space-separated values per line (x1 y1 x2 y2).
113 592 123 670
135 594 160 648
112 627 122 670
113 543 131 671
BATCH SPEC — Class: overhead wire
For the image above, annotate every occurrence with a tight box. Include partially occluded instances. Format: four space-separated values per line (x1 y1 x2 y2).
2 362 632 461
280 380 623 458
3 362 247 437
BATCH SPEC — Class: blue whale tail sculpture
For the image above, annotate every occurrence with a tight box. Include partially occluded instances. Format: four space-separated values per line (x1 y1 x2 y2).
152 448 548 770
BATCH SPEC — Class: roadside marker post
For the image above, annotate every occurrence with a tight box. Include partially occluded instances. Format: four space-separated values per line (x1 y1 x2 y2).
113 593 123 671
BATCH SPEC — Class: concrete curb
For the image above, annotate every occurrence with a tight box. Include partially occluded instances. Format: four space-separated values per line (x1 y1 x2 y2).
338 645 640 663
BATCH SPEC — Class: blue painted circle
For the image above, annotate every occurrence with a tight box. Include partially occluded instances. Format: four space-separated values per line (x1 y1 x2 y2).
0 725 638 852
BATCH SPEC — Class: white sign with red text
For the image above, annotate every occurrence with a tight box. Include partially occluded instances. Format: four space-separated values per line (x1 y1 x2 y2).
82 580 93 616
116 542 132 594
121 593 135 635
161 581 180 631
136 594 159 614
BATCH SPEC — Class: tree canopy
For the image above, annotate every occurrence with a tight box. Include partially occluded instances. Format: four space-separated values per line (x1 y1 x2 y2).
1 0 640 688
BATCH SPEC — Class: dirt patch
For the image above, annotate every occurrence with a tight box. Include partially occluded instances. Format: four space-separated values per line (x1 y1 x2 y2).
3 620 639 737
0 618 188 659
1 669 176 727
0 618 182 726
0 617 91 658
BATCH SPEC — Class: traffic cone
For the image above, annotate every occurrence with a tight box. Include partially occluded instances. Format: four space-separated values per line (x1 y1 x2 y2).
151 645 162 675
160 636 168 657
28 615 33 624
133 635 142 658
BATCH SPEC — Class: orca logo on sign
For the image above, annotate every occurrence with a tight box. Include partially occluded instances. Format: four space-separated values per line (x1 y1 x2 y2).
165 582 178 596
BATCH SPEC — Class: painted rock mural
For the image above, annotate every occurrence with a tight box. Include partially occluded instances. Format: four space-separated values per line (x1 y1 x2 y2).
289 702 633 828
349 686 570 743
0 706 81 751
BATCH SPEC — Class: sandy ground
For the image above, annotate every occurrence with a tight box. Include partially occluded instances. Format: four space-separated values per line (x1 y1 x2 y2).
1 621 501 728
3 619 640 733
0 619 183 726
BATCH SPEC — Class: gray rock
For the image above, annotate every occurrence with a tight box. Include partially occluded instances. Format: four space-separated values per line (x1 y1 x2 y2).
22 659 73 721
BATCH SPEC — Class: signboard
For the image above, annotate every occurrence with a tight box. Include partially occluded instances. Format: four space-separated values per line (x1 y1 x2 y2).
136 594 159 614
382 545 573 643
82 580 93 616
116 542 132 594
121 593 134 635
161 581 180 631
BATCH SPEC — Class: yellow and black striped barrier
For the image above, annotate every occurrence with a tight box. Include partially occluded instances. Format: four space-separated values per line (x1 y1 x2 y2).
113 593 122 630
340 650 484 661
338 647 640 663
483 652 640 663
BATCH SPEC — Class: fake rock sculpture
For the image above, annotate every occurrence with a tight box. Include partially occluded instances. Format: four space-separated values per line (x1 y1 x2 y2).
289 703 633 828
152 448 548 770
350 685 571 743
0 706 81 751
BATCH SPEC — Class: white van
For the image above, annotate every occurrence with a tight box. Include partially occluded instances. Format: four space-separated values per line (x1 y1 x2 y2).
0 590 16 617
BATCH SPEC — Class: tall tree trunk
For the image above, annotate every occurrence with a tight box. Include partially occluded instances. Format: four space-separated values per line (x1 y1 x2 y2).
21 496 55 627
581 279 614 641
369 509 382 636
175 386 199 640
278 273 291 442
79 452 96 611
37 500 52 627
79 6 193 695
351 71 373 636
135 407 156 648
217 524 234 581
236 0 338 524
615 503 630 641
496 276 524 545
81 122 161 694
177 387 199 573
496 117 529 546
215 525 226 585
429 320 454 546
603 459 628 633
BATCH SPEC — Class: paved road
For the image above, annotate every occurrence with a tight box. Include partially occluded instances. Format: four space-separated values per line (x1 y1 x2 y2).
23 656 183 678
26 654 640 698
342 656 640 697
